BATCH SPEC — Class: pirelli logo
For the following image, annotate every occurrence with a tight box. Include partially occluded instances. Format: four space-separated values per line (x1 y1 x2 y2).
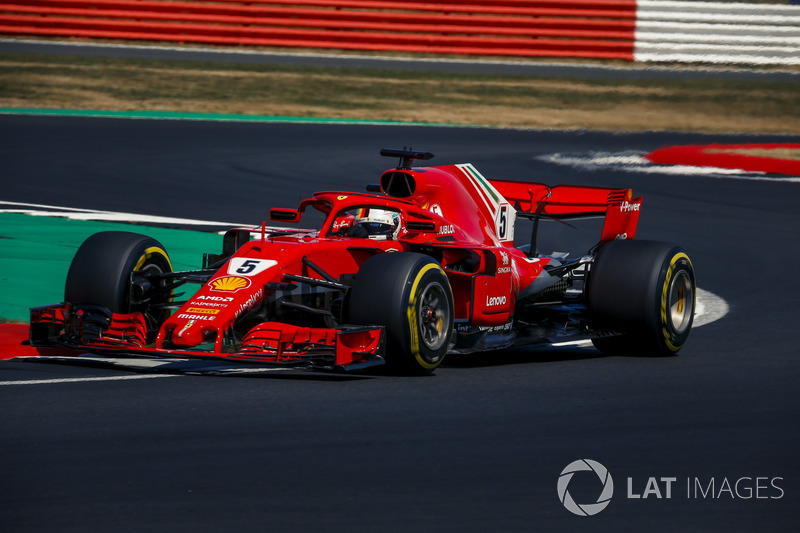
186 307 220 315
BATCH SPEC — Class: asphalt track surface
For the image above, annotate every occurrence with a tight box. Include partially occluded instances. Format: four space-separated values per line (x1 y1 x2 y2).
1 115 800 532
4 39 800 82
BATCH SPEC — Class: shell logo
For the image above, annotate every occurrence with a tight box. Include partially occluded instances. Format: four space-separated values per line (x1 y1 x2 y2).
210 276 251 292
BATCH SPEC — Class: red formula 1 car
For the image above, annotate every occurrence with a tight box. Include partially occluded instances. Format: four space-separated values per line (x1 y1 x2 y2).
29 149 695 374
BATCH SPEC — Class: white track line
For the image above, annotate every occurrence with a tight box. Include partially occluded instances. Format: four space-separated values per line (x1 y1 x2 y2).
0 200 251 227
0 374 178 386
694 288 729 327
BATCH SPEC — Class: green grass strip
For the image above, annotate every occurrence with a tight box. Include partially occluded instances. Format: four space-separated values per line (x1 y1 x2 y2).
0 213 223 322
0 107 456 127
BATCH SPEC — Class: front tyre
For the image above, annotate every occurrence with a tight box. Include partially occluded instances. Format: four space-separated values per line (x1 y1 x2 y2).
587 240 695 356
65 231 173 338
348 252 454 375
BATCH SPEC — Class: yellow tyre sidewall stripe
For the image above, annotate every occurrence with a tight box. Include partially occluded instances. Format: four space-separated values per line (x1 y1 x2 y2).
133 246 174 304
659 252 694 353
134 246 173 272
406 262 446 370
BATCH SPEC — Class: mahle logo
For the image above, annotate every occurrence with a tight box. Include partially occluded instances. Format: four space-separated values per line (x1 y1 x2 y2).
557 459 614 516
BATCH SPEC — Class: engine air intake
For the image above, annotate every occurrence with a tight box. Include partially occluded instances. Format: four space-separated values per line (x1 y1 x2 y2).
381 171 416 198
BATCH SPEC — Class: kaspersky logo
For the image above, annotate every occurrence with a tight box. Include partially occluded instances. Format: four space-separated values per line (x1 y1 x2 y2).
557 459 614 516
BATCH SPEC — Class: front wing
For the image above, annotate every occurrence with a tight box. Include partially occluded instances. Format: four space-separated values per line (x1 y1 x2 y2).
28 303 385 372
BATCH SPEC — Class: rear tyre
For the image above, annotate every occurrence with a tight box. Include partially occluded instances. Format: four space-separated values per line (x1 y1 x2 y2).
65 231 173 338
587 240 695 356
348 252 454 375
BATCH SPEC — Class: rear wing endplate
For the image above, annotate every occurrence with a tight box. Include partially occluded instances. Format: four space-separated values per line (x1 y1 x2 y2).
489 179 642 244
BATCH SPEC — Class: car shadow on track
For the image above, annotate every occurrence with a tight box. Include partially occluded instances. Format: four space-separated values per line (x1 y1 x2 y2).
5 343 608 381
441 344 605 369
5 355 374 381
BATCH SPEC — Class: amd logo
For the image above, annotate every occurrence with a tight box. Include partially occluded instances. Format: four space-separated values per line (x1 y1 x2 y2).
196 295 234 302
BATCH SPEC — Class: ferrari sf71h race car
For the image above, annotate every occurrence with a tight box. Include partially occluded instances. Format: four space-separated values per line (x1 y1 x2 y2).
29 149 695 374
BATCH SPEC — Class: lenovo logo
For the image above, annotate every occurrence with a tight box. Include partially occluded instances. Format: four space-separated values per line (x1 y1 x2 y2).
486 295 507 307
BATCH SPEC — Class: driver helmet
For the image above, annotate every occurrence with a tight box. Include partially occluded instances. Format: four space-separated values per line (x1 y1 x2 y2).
353 208 401 240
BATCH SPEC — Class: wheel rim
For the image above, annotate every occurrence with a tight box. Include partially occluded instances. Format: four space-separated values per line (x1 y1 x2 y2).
668 270 693 334
135 260 171 332
418 281 450 351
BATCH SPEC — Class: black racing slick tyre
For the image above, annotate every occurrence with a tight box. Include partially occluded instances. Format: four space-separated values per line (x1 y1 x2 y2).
348 252 454 375
587 240 695 356
65 231 173 337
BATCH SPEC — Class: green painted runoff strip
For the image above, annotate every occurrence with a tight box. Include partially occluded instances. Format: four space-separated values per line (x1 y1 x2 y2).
0 107 456 127
0 213 222 321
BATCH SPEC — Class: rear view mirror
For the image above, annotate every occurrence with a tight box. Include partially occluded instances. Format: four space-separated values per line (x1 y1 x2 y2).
270 208 301 222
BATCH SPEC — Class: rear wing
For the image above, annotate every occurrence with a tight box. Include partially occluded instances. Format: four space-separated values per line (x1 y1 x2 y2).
489 179 642 244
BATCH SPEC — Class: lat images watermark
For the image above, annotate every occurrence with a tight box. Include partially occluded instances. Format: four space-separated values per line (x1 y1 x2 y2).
557 459 614 516
557 460 785 517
